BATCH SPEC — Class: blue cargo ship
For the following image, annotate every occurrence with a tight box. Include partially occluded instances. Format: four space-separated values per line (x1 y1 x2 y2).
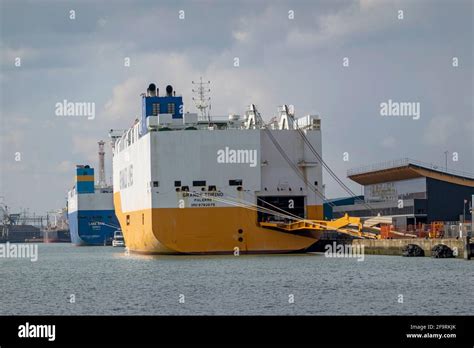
67 164 119 246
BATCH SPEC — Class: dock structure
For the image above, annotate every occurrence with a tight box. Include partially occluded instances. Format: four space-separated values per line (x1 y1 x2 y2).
351 237 473 259
313 158 474 259
331 158 474 228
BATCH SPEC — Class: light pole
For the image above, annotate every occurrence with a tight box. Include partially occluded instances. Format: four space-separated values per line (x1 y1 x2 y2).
463 199 467 223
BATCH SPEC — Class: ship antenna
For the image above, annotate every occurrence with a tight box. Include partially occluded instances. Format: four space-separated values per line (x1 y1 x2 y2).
192 77 211 124
97 140 106 188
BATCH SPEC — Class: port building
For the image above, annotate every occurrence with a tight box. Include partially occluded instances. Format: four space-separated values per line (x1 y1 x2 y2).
332 158 474 228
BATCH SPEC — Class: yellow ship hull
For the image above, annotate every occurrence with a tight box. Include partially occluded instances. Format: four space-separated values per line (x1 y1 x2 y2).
114 193 323 254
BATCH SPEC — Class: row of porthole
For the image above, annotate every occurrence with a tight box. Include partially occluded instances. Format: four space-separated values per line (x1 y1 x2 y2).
175 186 243 192
262 182 318 192
265 187 302 192
238 229 243 242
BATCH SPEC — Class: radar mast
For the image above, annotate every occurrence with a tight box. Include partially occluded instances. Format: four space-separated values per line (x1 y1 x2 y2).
192 77 211 123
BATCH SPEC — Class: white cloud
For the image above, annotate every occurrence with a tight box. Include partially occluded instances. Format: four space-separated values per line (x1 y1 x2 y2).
285 1 397 48
72 135 101 164
1 129 26 149
57 160 74 173
102 53 279 125
232 30 249 42
381 136 396 148
97 18 107 27
423 116 458 146
103 77 144 124
1 46 38 64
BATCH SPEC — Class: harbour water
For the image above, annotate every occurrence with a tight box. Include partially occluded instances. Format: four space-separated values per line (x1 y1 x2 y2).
1 244 472 315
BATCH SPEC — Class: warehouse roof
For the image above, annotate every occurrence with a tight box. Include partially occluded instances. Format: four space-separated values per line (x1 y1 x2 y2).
347 158 474 187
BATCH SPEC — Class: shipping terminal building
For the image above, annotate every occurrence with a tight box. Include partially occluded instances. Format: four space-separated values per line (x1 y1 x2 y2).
330 158 474 228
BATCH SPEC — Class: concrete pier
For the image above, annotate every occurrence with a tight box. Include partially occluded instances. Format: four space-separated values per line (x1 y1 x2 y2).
351 238 473 259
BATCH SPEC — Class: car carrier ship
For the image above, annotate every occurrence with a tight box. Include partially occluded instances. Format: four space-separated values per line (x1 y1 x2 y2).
67 142 119 246
110 81 330 254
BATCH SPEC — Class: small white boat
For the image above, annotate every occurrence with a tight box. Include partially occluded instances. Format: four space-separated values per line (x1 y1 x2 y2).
112 230 125 247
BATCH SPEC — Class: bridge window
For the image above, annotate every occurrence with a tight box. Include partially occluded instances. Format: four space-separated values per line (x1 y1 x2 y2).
229 179 243 186
193 180 206 187
152 103 160 116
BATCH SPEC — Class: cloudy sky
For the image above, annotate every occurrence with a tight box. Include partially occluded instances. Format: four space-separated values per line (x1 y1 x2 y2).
0 0 472 215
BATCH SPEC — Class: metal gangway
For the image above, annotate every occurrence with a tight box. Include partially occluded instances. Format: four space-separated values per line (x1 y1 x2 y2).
259 214 380 239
